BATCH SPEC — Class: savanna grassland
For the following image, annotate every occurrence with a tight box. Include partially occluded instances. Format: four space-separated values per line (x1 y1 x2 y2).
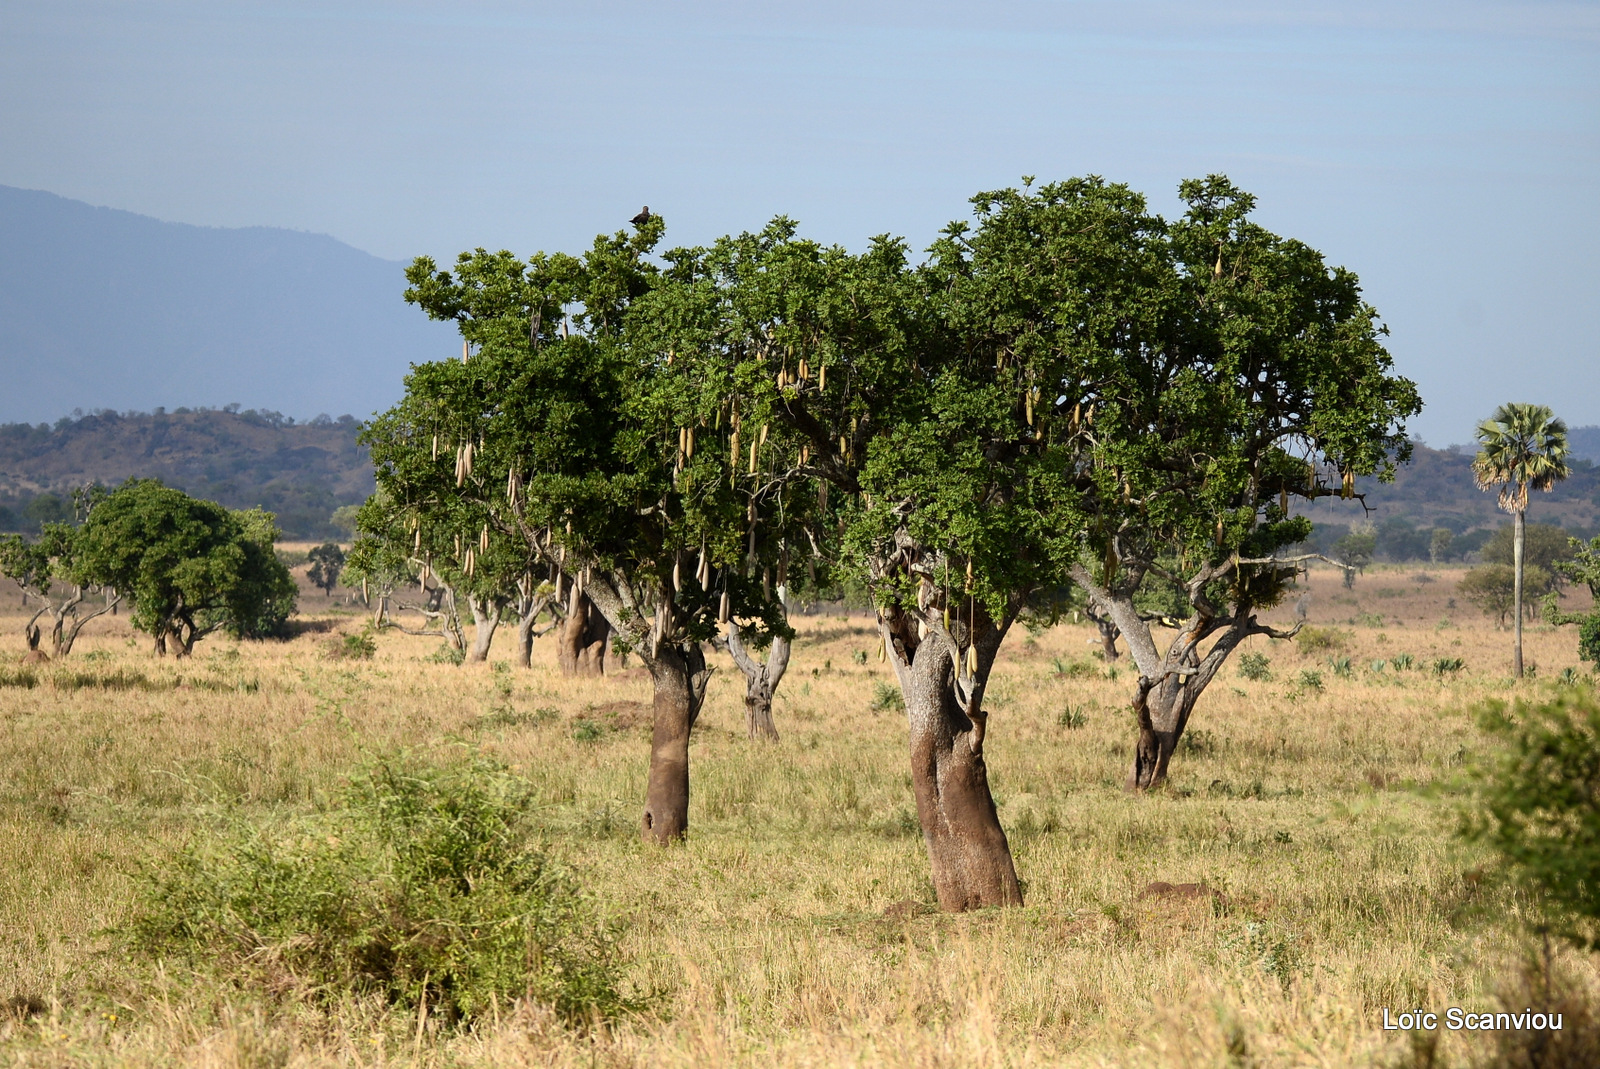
2 564 1596 1068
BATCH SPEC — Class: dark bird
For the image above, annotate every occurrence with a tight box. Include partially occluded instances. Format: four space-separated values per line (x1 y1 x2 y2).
630 206 651 227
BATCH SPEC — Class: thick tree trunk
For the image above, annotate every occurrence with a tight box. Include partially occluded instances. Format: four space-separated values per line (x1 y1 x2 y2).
47 614 64 658
173 617 198 658
579 612 610 675
746 689 779 741
641 643 710 844
1127 675 1205 790
556 590 609 677
466 596 500 663
514 615 536 669
725 625 789 741
886 619 1022 912
1513 508 1525 679
1121 622 1250 791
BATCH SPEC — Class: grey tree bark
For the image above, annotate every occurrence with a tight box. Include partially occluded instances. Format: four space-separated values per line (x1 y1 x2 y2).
54 587 119 657
1513 508 1526 679
384 568 465 653
509 577 553 669
1071 560 1303 791
465 594 502 663
723 623 790 741
17 584 117 658
1085 605 1120 661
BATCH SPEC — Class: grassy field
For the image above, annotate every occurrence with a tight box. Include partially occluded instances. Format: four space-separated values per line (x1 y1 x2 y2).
1 564 1596 1067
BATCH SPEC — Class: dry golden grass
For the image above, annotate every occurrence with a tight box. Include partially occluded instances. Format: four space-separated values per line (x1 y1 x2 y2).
0 564 1596 1067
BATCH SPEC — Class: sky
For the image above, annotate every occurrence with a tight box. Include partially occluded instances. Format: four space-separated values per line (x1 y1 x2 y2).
2 0 1596 445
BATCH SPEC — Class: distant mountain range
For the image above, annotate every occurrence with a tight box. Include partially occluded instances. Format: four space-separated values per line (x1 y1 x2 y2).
0 185 457 425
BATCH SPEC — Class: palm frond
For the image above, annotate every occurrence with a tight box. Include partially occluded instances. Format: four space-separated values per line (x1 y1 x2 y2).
1472 403 1570 514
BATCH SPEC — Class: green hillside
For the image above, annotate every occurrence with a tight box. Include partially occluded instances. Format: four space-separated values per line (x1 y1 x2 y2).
1298 440 1600 561
0 407 371 539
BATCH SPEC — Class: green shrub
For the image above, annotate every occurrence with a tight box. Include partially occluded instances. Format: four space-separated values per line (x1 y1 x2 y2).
326 630 376 661
1391 653 1415 671
1057 705 1088 730
1296 627 1349 654
870 680 904 712
1237 652 1272 682
1329 656 1354 678
1462 689 1600 947
129 759 645 1026
1296 669 1324 693
1580 614 1600 666
571 719 604 742
0 668 38 689
1432 657 1465 676
343 631 376 659
851 649 868 665
427 644 465 666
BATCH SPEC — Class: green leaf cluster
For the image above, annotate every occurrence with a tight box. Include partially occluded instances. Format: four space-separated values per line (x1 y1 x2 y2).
389 217 813 652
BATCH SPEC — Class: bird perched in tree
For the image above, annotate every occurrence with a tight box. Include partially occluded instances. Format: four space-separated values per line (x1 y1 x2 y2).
630 206 651 227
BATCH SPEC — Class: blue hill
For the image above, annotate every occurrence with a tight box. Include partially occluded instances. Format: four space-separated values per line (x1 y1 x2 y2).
0 185 456 424
1569 425 1600 465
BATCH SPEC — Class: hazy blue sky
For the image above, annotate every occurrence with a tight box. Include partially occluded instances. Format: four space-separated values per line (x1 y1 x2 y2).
2 0 1596 444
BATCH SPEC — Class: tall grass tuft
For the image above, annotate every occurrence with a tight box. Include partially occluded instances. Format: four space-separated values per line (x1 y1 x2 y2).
128 757 647 1027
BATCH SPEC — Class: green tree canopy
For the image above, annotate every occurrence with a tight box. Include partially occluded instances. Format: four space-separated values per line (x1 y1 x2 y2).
0 518 121 657
1048 176 1419 789
70 479 297 656
1465 689 1600 947
647 174 1417 904
1481 522 1574 576
396 218 807 843
1473 404 1571 513
1460 563 1556 629
1549 535 1600 664
307 541 345 596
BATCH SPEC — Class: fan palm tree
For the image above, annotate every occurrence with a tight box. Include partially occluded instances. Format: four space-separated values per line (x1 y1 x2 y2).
1472 403 1570 678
